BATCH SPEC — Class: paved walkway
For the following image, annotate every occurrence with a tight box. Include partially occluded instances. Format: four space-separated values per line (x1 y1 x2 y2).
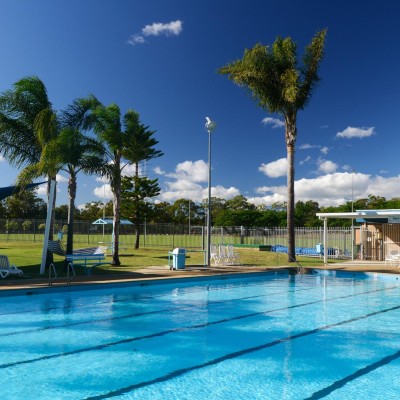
0 261 398 292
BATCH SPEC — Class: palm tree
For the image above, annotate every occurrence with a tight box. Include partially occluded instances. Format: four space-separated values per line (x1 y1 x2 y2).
219 29 327 263
0 76 59 265
37 126 105 254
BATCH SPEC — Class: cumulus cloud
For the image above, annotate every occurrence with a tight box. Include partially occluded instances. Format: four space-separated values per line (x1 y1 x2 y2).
317 159 338 174
128 20 183 46
159 160 240 202
154 166 166 175
142 20 183 36
261 117 285 129
166 160 208 182
251 172 400 207
93 183 113 201
259 158 287 178
336 126 375 139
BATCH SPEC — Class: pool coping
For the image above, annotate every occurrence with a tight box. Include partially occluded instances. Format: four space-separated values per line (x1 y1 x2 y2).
1 261 400 296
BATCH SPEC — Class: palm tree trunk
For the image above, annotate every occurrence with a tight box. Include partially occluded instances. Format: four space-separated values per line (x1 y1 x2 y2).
46 177 56 267
285 112 297 264
66 171 76 255
111 163 121 266
134 162 140 249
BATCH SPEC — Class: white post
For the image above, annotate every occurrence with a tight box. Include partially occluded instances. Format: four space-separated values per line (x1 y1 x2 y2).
40 180 56 274
323 218 328 265
205 117 216 266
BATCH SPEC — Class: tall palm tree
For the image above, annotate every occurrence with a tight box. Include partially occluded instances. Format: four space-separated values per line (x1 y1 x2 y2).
0 76 59 265
219 29 327 263
36 127 105 254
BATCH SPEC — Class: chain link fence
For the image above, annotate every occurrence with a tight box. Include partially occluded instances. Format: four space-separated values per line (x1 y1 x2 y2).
0 219 352 255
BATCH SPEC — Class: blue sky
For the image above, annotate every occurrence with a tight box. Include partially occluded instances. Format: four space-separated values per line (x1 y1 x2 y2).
1 0 400 208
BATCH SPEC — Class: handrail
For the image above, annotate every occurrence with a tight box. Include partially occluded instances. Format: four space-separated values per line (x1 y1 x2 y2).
67 262 75 284
48 263 57 286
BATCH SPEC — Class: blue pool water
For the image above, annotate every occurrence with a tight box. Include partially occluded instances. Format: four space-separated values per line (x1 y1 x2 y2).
1 271 400 399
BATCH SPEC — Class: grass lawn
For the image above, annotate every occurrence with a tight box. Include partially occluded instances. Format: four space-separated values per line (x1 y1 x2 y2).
0 240 333 279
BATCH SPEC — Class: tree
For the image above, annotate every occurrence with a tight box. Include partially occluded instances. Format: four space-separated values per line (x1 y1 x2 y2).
4 189 46 219
86 102 156 265
152 202 173 223
219 30 327 263
39 125 105 254
0 76 59 266
120 110 162 248
225 195 255 211
121 176 160 248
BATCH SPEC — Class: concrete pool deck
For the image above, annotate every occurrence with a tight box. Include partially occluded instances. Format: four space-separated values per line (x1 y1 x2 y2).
0 260 399 292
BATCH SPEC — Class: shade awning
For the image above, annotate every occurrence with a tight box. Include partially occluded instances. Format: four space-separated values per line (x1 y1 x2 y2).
0 181 47 201
92 217 133 225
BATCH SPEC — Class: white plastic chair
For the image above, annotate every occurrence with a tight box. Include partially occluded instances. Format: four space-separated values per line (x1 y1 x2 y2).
210 244 221 265
0 255 24 278
218 244 233 265
385 251 400 267
227 244 240 265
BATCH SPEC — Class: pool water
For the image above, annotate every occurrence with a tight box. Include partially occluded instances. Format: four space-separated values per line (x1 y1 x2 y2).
1 271 400 399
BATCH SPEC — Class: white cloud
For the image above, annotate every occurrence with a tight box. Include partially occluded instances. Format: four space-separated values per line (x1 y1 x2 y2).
0 155 4 162
259 158 287 178
128 20 183 46
36 184 48 197
154 166 166 175
320 146 329 155
336 126 375 139
299 143 319 150
142 20 183 36
166 160 208 182
317 159 338 174
127 34 146 45
56 174 68 183
261 117 285 129
93 183 113 201
299 156 311 165
252 172 400 207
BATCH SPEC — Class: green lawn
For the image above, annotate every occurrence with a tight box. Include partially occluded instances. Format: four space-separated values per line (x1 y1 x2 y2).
0 240 332 279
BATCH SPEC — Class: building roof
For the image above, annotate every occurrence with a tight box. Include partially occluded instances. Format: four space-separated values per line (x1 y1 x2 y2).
92 218 134 225
316 209 400 223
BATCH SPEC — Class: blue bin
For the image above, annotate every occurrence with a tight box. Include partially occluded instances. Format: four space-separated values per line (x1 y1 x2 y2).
171 248 186 270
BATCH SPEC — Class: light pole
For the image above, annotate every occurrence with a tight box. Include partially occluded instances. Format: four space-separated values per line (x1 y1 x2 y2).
351 168 355 259
205 117 217 266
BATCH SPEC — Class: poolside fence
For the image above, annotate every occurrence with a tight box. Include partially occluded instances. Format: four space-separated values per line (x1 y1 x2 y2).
0 219 354 256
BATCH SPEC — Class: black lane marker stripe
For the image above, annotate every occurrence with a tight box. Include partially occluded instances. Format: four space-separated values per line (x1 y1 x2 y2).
0 285 397 370
304 349 400 399
0 278 296 317
84 303 400 400
0 286 317 337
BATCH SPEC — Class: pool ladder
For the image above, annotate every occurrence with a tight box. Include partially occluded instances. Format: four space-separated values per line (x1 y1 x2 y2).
48 262 76 286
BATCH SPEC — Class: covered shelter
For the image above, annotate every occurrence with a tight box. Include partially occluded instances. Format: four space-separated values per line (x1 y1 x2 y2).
92 217 134 252
316 209 400 265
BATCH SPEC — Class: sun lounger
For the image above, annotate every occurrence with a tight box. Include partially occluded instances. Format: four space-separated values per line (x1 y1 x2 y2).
0 255 24 278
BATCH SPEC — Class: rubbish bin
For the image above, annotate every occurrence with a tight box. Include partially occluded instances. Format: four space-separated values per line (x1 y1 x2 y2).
171 248 186 270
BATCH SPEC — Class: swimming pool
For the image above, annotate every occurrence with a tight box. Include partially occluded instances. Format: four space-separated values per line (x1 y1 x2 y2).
1 270 400 399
